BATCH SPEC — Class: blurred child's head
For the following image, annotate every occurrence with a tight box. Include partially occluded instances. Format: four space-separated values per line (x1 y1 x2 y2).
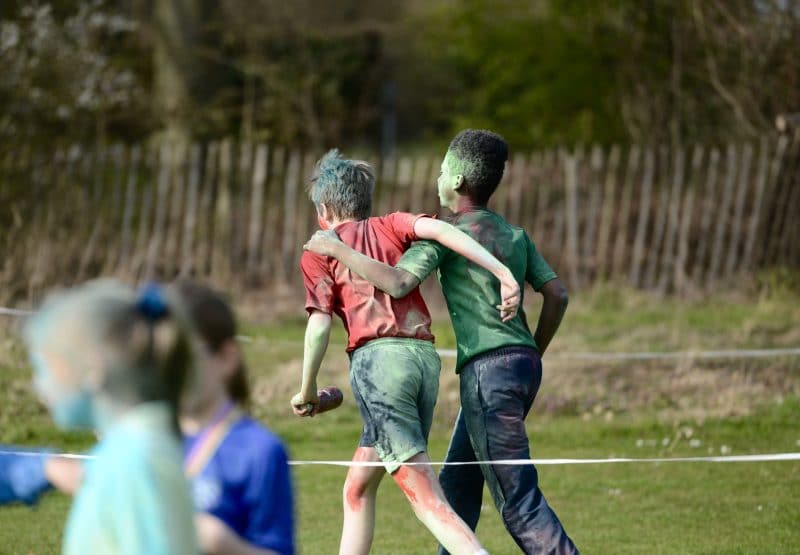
438 129 509 208
172 280 250 414
307 149 375 228
23 280 192 433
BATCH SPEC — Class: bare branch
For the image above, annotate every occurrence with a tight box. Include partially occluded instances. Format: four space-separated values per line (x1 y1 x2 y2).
691 2 760 136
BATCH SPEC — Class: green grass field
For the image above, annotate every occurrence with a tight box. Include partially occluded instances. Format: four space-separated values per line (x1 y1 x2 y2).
1 282 799 554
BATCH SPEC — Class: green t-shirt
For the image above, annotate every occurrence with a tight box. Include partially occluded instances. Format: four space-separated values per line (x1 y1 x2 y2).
397 208 557 373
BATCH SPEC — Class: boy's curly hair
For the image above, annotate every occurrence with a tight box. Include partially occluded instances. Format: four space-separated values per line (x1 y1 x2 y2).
447 129 509 205
307 149 375 220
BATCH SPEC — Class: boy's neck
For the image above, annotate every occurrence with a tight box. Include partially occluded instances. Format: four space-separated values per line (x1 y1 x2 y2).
328 214 361 228
449 196 486 214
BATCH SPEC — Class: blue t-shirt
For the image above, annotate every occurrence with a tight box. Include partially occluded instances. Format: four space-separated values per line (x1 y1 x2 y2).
183 416 295 555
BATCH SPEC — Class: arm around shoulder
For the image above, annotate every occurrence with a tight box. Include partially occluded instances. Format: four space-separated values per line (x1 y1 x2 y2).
413 217 521 318
304 230 420 299
387 268 422 298
412 218 512 283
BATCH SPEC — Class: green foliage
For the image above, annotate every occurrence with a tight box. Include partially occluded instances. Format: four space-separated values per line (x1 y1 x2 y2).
1 1 799 148
412 0 628 147
408 0 800 147
0 2 149 145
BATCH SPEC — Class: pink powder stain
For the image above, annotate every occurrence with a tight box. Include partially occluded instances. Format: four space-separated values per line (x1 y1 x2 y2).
394 466 456 525
345 482 363 512
393 466 419 504
344 448 371 512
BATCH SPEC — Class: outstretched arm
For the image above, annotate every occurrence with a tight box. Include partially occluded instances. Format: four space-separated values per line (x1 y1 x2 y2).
305 217 521 320
533 278 569 356
412 217 519 317
291 310 332 416
305 232 421 298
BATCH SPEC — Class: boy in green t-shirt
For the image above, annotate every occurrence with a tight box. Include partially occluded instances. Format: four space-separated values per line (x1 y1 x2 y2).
304 130 578 554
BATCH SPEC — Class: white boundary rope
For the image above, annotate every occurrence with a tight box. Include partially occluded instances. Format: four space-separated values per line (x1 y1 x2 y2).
0 307 32 317
285 452 800 466
5 451 800 466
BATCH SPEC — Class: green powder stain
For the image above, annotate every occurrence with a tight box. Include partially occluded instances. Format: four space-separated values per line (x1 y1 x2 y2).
443 150 478 179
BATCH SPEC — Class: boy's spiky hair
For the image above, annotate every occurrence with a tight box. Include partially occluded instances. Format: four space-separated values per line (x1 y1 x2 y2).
307 149 375 220
447 129 509 205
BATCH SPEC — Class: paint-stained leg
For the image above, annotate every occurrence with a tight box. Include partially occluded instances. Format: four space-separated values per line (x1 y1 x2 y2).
462 349 579 555
339 446 386 555
438 409 485 555
392 452 486 555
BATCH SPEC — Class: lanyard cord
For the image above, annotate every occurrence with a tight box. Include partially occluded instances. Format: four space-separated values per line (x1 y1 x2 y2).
183 401 236 475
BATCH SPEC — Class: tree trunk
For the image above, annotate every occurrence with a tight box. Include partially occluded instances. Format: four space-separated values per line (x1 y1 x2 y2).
152 0 202 146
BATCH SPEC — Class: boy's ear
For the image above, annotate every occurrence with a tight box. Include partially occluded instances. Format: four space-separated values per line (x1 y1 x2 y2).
453 174 466 193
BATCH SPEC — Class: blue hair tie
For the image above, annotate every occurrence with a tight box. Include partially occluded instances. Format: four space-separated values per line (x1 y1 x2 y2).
136 282 168 321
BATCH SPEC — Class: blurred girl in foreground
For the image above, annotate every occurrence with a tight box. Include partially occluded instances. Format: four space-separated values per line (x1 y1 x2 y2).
22 280 198 554
1 281 295 555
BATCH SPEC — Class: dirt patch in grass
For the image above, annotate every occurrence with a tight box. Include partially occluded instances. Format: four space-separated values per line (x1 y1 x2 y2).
538 357 800 423
248 345 800 431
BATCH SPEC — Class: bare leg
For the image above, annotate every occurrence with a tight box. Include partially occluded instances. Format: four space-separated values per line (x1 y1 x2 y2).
392 452 486 555
339 447 386 555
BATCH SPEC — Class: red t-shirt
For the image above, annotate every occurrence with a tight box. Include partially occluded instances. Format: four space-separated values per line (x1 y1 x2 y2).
301 212 435 352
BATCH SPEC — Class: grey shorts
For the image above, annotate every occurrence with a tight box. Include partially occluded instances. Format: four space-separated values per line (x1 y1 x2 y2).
349 337 441 473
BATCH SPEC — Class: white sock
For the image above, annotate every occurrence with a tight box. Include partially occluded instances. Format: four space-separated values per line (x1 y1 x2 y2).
474 550 490 555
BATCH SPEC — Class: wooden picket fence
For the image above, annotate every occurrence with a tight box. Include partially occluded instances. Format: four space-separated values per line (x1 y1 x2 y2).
1 134 798 300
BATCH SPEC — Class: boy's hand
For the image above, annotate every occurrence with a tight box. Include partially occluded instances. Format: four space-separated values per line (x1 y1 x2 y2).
291 391 320 417
496 273 521 322
304 230 343 257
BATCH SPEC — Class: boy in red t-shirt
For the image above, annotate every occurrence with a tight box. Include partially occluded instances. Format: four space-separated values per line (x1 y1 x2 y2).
291 150 519 555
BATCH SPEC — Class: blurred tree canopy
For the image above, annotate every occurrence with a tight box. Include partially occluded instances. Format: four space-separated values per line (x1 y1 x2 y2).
0 1 148 144
0 0 798 150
